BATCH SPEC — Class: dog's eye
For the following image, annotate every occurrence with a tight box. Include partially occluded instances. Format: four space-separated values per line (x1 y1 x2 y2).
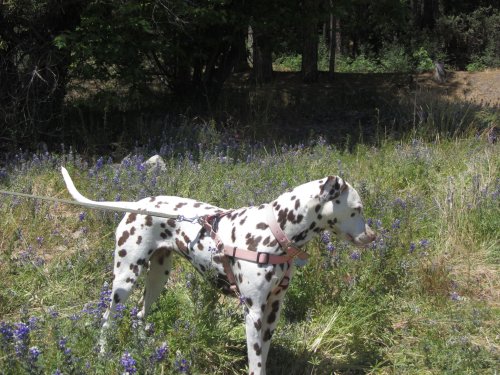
350 212 356 217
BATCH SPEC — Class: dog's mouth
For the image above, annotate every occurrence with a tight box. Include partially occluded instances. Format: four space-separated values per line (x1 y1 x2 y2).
344 231 376 247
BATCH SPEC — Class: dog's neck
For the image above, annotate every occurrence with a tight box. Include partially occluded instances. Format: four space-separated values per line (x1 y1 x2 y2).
270 180 329 247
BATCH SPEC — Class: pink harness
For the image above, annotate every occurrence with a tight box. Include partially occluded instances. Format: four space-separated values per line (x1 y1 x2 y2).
200 205 309 294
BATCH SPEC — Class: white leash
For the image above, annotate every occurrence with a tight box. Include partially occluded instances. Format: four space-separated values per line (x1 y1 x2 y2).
0 189 199 222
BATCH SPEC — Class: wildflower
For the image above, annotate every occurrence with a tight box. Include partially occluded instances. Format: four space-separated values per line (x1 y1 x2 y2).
95 157 104 171
28 316 38 330
1 322 14 343
450 291 461 301
392 219 401 229
36 236 44 246
326 243 335 252
120 351 137 374
238 295 247 305
350 251 361 260
419 239 430 248
394 198 407 209
321 231 331 244
130 307 140 330
151 342 168 363
174 354 190 373
409 242 416 253
53 369 62 375
14 322 30 341
79 212 86 221
48 308 59 318
29 346 41 361
114 303 126 319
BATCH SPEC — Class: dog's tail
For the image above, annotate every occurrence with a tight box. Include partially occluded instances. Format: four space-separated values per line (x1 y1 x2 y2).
61 167 140 210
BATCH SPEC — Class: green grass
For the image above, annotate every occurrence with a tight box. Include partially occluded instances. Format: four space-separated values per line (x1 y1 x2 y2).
0 129 498 374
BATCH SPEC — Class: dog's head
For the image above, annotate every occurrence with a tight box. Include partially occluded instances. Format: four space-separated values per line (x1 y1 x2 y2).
318 176 376 246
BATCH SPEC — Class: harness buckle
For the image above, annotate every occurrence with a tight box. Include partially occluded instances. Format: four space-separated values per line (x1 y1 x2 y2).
256 252 270 265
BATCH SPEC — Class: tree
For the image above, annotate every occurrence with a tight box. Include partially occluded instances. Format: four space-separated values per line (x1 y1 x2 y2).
0 0 87 150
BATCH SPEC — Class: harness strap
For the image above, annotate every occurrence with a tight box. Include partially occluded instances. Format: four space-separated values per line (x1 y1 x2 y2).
201 205 308 294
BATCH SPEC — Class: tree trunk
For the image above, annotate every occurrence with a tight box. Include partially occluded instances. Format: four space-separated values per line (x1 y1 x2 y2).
252 26 273 84
328 12 336 78
301 0 320 82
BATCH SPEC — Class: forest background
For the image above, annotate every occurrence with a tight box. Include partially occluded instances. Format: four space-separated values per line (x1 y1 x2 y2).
1 0 499 154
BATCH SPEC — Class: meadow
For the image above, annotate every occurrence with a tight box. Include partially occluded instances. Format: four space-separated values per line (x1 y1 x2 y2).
0 117 498 374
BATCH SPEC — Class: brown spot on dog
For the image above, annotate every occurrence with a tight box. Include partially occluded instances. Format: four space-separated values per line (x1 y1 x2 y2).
246 235 262 251
265 271 274 282
175 238 188 254
295 199 300 210
130 227 136 235
253 343 261 356
117 231 130 246
116 261 121 268
167 219 176 228
118 249 127 257
175 202 187 210
239 217 247 225
136 236 142 245
256 222 268 230
263 328 273 341
145 215 153 226
254 319 262 331
126 213 137 224
194 202 202 208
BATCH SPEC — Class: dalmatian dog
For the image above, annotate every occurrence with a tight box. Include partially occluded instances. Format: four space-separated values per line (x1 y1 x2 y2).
61 167 375 375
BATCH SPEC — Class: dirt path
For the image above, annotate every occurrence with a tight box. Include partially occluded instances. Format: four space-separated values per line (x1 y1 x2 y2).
415 70 500 107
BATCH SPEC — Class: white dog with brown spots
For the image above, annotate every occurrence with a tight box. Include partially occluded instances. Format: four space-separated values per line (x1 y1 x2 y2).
61 167 375 375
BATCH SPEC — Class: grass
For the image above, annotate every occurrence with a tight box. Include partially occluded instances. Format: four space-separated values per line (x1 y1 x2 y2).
0 120 498 374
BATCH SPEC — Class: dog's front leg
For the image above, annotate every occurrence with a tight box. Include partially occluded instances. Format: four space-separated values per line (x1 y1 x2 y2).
245 305 267 375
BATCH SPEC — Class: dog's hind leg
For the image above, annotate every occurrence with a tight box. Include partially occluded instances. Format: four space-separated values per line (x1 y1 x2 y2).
137 247 173 319
99 247 146 352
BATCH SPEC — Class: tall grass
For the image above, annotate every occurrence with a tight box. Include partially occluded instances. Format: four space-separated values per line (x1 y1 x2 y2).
0 121 498 374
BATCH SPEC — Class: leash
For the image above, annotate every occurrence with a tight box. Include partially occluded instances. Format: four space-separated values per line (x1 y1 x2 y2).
0 189 199 222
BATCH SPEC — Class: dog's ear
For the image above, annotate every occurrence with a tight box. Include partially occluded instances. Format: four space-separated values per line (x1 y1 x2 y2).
320 176 347 202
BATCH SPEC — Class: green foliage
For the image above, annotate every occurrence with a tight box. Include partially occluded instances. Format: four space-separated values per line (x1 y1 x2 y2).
413 47 435 72
273 54 302 72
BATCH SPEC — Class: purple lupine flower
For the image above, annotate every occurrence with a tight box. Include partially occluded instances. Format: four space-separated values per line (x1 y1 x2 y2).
114 303 126 319
53 369 62 375
321 231 331 244
350 251 361 260
29 346 41 361
409 242 416 253
130 307 140 329
120 351 137 374
14 323 30 341
1 322 13 342
79 212 86 221
392 219 401 229
450 291 460 301
151 342 168 363
95 157 104 171
419 239 430 248
175 355 190 373
36 236 44 246
326 243 335 252
28 316 38 330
